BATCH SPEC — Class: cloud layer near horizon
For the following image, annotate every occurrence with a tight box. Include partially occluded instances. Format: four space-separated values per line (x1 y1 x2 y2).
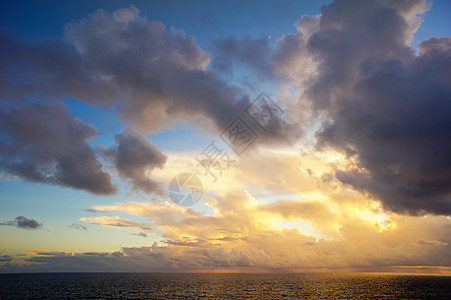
3 146 451 273
3 190 451 272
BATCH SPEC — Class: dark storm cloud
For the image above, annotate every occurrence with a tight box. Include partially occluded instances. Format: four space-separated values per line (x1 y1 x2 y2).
0 102 117 195
101 129 167 194
0 29 118 106
0 8 223 131
0 6 296 142
327 45 451 215
0 5 299 200
287 0 451 215
418 37 451 55
0 216 42 229
271 14 320 82
0 4 295 194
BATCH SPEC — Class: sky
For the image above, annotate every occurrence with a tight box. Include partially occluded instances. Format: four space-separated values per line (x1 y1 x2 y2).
0 0 451 273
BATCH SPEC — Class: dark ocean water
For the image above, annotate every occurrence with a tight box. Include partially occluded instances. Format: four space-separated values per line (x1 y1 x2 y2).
1 273 450 299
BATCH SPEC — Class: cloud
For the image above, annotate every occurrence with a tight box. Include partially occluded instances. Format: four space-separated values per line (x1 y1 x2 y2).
61 6 251 135
416 239 448 246
69 224 87 230
130 232 147 238
84 208 109 213
1 0 451 274
2 147 451 272
93 190 451 270
0 6 299 195
0 7 220 131
6 235 447 272
0 216 42 229
80 216 152 231
3 194 451 272
274 0 451 215
101 129 167 194
33 251 72 256
0 255 13 262
418 37 451 55
211 37 275 92
271 14 320 83
0 6 298 143
0 102 117 195
15 216 42 229
82 252 108 256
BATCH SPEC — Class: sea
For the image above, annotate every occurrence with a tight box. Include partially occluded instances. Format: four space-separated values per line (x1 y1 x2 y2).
1 273 450 299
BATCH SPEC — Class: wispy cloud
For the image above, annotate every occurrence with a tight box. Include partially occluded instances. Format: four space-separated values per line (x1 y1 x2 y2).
80 216 152 231
130 232 148 238
69 224 87 231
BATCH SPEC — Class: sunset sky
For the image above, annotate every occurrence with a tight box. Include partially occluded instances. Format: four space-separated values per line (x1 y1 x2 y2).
1 0 451 273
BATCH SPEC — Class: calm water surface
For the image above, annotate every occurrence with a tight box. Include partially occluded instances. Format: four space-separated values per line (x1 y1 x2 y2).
1 273 450 299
